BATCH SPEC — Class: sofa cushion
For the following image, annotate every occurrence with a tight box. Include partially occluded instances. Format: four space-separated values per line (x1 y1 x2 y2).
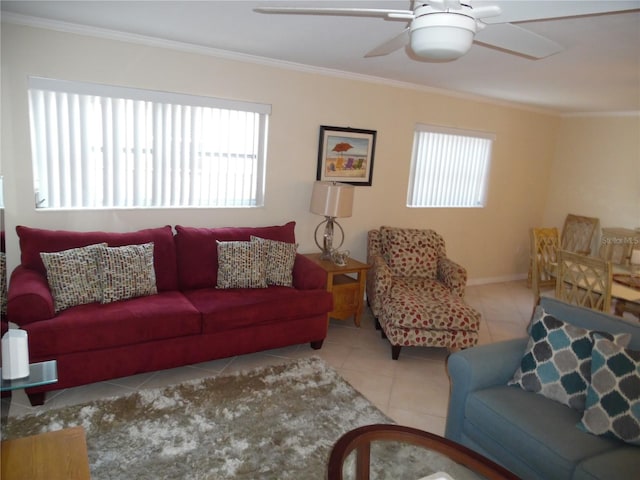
216 241 267 289
508 306 630 411
23 291 201 358
579 335 640 445
184 287 333 333
174 222 296 290
573 447 640 480
465 385 622 480
40 243 105 313
97 243 158 303
251 236 297 287
17 225 178 291
380 227 444 279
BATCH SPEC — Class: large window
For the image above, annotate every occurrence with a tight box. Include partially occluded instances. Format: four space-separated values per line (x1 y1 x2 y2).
28 77 270 209
407 124 494 208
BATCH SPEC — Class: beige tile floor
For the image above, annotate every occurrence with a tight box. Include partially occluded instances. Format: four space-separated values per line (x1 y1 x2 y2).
3 280 536 436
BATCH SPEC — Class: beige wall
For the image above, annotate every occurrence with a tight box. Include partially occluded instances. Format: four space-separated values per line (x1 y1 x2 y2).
544 115 640 236
0 22 578 282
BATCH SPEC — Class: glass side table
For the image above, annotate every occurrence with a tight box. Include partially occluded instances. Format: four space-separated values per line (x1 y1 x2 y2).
1 360 58 429
1 360 58 392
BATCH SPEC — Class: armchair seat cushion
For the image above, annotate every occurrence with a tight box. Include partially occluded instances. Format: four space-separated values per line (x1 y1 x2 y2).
573 448 640 480
465 385 621 480
383 279 480 331
380 281 480 350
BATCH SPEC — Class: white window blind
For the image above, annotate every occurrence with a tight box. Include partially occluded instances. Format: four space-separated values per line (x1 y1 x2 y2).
28 77 270 209
407 124 494 208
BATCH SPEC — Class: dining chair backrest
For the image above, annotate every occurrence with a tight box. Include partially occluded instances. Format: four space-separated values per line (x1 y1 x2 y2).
530 227 560 304
598 227 640 266
555 249 612 313
561 214 599 255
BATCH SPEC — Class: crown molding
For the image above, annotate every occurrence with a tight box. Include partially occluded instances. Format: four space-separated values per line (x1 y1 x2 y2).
561 111 640 118
2 12 561 116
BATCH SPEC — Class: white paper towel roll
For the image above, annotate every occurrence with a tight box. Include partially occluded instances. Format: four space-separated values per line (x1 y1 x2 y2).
2 329 30 380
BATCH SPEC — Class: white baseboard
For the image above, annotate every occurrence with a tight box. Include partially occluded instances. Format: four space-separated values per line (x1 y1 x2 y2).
467 273 528 286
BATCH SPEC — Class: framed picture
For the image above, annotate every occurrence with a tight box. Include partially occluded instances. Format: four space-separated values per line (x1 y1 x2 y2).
317 126 376 186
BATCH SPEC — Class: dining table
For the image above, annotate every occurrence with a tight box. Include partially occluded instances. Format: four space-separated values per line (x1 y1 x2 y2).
611 267 640 317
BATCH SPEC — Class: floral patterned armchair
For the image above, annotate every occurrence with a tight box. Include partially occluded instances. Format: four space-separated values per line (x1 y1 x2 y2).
366 227 480 359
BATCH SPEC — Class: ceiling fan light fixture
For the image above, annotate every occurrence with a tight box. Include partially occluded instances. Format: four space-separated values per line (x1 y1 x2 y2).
410 12 477 61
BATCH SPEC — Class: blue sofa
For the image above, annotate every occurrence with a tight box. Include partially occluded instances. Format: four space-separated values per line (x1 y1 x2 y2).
445 297 639 480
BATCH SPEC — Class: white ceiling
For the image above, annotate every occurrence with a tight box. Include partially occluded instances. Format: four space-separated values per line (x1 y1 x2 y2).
2 0 640 114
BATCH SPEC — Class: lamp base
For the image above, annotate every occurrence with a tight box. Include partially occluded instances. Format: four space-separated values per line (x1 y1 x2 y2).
314 217 345 260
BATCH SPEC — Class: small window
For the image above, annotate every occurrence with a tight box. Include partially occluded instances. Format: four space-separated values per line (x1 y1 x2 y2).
407 124 494 208
27 77 271 209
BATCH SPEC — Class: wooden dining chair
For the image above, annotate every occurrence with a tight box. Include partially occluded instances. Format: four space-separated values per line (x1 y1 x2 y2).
561 214 599 256
555 249 612 313
598 227 640 266
530 227 560 304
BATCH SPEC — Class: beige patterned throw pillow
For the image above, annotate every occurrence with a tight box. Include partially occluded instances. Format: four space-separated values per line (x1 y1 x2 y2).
97 243 157 304
216 241 267 289
250 236 297 287
41 243 106 313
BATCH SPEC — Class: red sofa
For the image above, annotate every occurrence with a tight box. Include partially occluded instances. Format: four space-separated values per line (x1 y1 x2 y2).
7 222 333 405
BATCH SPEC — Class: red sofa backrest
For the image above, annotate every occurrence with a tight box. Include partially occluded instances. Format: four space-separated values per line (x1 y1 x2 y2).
174 222 296 290
16 225 179 292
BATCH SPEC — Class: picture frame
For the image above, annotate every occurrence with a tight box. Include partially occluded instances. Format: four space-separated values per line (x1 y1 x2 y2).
317 126 376 186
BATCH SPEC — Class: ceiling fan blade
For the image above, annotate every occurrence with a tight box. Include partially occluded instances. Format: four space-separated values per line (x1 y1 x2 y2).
253 7 413 19
365 28 410 57
479 0 640 24
474 23 563 58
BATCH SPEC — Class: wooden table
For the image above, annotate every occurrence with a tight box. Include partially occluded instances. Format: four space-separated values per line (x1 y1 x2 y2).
304 253 369 327
1 426 91 479
612 269 640 317
327 424 518 480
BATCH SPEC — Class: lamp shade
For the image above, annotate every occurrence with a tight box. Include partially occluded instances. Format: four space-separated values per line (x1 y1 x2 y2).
310 181 354 218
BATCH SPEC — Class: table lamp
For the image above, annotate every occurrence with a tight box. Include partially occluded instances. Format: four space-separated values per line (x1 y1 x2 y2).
310 181 354 260
2 329 30 380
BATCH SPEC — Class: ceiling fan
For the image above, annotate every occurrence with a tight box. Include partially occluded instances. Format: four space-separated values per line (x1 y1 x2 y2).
255 1 640 61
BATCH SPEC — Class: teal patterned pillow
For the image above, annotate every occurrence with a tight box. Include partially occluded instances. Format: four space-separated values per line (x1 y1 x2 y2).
97 243 157 304
250 236 297 287
41 243 106 313
579 334 640 445
216 241 267 289
508 306 631 411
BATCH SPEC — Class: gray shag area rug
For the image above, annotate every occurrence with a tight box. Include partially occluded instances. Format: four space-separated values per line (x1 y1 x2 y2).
3 357 471 479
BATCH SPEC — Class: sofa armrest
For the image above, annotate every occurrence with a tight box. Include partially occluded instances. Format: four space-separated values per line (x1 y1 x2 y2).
7 266 55 325
438 257 467 298
366 254 392 318
292 254 327 290
445 337 528 441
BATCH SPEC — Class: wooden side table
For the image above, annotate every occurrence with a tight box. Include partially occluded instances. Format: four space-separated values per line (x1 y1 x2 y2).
1 426 91 479
304 253 369 327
